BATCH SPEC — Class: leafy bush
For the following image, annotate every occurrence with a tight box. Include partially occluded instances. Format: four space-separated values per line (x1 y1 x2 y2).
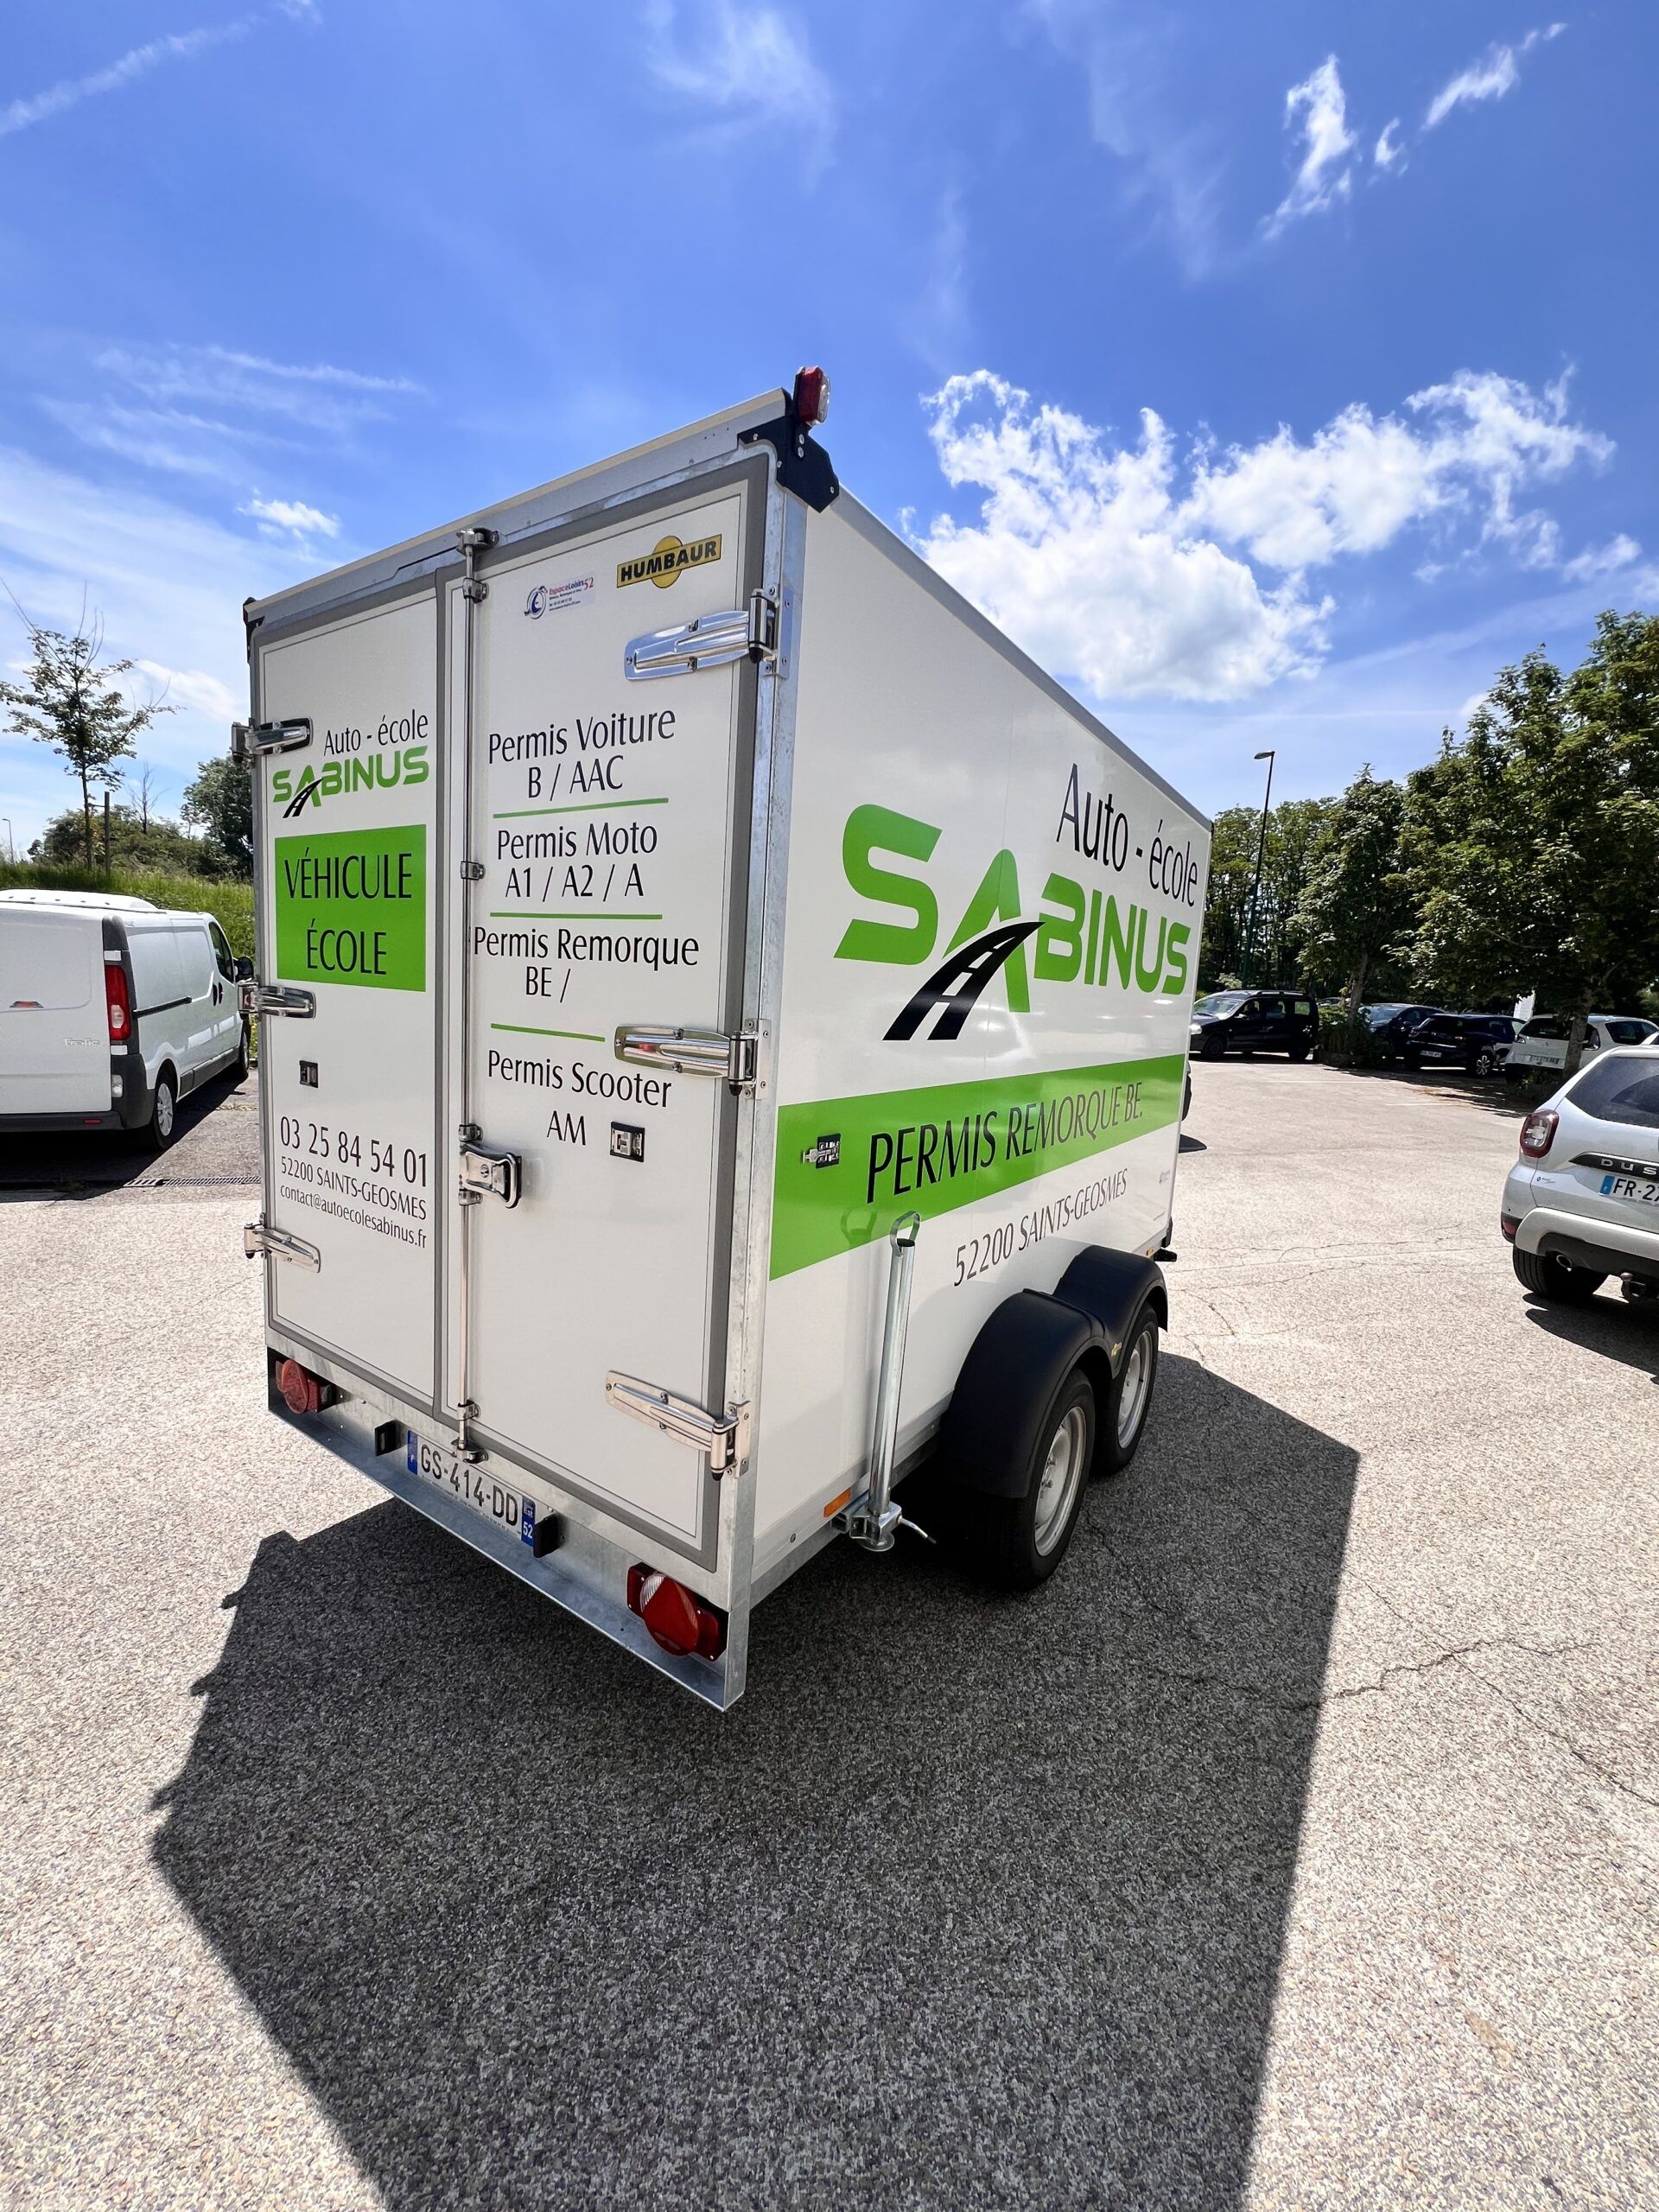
0 861 254 960
1318 1005 1388 1067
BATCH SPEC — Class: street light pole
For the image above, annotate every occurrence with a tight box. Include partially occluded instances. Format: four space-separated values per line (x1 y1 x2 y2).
1241 748 1275 987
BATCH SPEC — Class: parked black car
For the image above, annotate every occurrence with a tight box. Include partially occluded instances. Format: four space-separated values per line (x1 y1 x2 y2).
1190 989 1319 1061
1401 1013 1519 1073
1363 1003 1444 1056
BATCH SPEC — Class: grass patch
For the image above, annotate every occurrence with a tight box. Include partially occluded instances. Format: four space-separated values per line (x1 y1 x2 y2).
0 861 255 961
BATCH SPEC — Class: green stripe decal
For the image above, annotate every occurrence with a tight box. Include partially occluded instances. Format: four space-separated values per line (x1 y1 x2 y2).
770 1053 1184 1279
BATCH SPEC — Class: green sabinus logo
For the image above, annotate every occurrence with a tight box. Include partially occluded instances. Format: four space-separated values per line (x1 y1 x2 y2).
835 791 1194 1040
272 747 429 819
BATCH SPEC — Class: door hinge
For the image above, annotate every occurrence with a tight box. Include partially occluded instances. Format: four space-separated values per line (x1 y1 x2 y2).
613 1023 760 1090
458 1141 522 1208
623 589 777 683
243 1220 321 1271
456 524 499 601
232 717 312 762
604 1371 751 1476
240 982 315 1019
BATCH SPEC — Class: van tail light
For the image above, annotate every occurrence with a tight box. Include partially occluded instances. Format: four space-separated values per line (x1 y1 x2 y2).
626 1565 727 1662
1520 1109 1558 1160
276 1357 328 1416
105 963 130 1041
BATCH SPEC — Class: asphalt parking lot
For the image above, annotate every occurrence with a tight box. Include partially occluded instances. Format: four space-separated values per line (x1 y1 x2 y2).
3 1062 1655 2211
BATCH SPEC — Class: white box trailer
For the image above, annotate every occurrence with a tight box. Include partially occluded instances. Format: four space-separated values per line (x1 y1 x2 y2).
237 372 1211 1707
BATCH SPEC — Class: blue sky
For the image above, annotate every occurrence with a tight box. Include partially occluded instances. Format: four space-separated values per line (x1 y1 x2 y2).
2 0 1655 850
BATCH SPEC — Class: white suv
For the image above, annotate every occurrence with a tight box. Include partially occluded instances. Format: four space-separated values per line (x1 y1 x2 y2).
1502 1046 1659 1306
1503 1012 1656 1083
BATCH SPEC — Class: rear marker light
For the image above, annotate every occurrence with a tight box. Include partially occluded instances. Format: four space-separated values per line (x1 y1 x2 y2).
1500 1214 1520 1241
1519 1109 1558 1160
104 963 130 1041
626 1565 727 1662
276 1358 327 1416
793 364 830 428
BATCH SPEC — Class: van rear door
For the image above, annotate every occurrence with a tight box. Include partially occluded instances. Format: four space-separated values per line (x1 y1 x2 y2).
0 907 105 1116
444 467 766 1567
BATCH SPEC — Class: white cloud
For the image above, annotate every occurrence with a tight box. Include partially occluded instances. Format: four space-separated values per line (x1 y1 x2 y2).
132 663 242 722
0 448 314 843
643 0 835 170
1027 0 1227 278
1425 23 1565 130
0 8 322 140
240 494 341 539
1374 120 1406 175
1561 534 1640 582
910 368 1620 703
98 341 421 438
1268 57 1357 232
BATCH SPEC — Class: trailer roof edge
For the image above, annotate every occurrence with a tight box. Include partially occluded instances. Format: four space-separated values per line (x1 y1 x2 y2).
830 492 1211 834
244 389 785 628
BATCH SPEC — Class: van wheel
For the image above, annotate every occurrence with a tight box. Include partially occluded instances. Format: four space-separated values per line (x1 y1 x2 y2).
139 1069 178 1152
967 1370 1095 1590
233 1022 251 1082
1513 1247 1603 1304
1287 1044 1310 1063
1199 1033 1225 1061
1099 1304 1160 1473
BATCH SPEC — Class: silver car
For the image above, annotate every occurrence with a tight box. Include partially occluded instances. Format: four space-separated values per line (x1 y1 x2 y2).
1502 1046 1659 1306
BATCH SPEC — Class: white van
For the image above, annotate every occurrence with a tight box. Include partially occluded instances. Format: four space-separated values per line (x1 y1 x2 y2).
0 890 249 1148
1503 1012 1657 1082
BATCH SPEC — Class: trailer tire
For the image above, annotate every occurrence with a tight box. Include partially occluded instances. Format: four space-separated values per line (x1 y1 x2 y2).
1099 1300 1159 1472
968 1370 1096 1589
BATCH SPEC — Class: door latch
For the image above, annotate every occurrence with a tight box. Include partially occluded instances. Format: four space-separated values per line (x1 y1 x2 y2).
623 590 778 682
240 981 315 1019
231 717 312 761
243 1219 322 1270
458 1141 522 1208
613 1024 760 1090
604 1371 750 1475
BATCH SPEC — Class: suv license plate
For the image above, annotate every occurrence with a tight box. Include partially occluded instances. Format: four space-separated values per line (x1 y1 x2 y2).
406 1433 538 1548
1600 1174 1659 1204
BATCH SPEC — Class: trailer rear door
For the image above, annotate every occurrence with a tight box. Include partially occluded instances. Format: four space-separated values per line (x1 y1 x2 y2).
445 468 764 1565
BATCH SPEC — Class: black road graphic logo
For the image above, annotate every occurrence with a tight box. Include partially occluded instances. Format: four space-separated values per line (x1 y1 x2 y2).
884 920 1040 1042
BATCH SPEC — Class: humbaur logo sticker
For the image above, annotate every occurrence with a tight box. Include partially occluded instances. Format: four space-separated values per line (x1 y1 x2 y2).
524 575 594 618
271 748 429 818
617 533 722 590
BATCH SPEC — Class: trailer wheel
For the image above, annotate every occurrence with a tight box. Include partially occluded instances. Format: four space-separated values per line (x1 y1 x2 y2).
1099 1302 1159 1473
969 1370 1095 1590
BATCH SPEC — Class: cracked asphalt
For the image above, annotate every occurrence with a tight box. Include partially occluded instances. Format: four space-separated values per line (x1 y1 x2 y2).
2 1060 1656 2210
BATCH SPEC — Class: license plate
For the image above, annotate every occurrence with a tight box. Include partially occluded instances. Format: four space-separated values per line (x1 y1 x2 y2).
1600 1174 1659 1204
406 1433 537 1548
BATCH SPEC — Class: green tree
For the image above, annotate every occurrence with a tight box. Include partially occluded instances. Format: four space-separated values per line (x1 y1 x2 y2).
181 753 254 877
31 803 215 878
1199 795 1338 988
0 613 173 868
1292 766 1410 1018
1402 612 1659 1073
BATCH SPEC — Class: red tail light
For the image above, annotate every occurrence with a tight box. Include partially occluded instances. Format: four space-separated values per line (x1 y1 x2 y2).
105 963 130 1041
1520 1109 1558 1159
793 364 830 428
276 1357 327 1415
626 1564 727 1661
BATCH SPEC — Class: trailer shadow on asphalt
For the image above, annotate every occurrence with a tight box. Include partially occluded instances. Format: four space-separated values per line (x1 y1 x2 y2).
152 1352 1358 2212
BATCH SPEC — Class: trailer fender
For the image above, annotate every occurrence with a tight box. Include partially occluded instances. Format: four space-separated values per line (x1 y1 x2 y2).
1054 1248 1167 1357
938 1291 1097 1499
